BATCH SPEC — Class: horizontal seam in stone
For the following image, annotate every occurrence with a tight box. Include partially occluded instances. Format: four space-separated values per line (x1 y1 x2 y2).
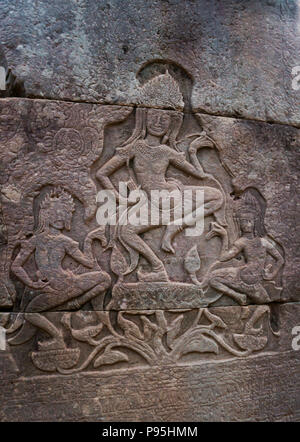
1 300 299 314
1 96 299 129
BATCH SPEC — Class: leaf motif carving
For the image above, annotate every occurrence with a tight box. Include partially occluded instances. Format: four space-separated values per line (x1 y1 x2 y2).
70 324 104 344
181 333 219 356
61 312 104 345
141 316 157 341
61 312 71 330
110 244 128 278
233 334 268 351
118 312 144 341
184 245 201 274
94 348 129 368
202 309 227 329
95 311 113 330
166 315 183 349
155 311 168 331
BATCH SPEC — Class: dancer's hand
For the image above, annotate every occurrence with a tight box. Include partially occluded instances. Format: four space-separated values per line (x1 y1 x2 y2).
263 264 276 281
206 222 227 240
30 279 49 290
189 133 214 154
87 227 108 247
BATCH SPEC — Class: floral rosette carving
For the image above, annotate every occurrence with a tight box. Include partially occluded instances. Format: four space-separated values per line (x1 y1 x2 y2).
50 127 99 169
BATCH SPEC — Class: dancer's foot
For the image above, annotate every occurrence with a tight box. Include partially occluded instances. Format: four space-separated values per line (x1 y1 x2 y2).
161 225 181 254
38 336 65 351
161 237 175 254
137 265 169 282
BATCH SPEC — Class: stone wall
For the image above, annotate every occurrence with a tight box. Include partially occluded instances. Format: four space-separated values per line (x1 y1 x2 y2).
0 0 299 422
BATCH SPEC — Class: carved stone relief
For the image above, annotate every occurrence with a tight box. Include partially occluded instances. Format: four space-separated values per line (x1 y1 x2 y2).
1 305 279 374
0 66 296 377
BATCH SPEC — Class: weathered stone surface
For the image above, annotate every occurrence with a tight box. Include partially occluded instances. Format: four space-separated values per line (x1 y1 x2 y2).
0 36 299 422
0 303 299 421
1 1 300 126
0 304 283 375
0 97 297 313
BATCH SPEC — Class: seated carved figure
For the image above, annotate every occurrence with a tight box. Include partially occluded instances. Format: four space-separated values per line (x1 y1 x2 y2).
203 191 284 305
10 188 111 350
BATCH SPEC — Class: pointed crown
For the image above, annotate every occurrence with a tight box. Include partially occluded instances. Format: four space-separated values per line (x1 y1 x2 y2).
40 187 75 213
235 192 260 218
138 70 184 111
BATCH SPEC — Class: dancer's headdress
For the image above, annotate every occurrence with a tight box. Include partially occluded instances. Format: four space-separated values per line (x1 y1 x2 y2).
138 70 184 111
40 187 75 213
36 187 75 233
